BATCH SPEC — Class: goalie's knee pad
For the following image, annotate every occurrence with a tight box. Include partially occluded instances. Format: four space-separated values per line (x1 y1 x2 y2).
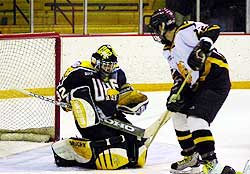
94 143 147 169
70 86 99 128
95 148 129 169
91 135 130 169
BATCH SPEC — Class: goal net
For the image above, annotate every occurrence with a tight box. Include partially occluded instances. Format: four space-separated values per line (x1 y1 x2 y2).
0 33 61 142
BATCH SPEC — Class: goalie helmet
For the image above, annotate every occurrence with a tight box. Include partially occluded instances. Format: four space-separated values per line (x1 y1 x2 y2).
91 44 118 82
149 8 176 44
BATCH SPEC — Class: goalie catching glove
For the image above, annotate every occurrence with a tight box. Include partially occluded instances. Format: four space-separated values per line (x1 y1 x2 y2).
117 84 148 115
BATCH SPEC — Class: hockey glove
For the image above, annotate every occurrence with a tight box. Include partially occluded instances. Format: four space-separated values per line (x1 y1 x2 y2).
117 83 149 115
187 39 212 71
117 100 148 115
166 77 186 112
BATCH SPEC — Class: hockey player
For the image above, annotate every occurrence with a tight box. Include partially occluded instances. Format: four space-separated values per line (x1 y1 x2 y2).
149 8 237 174
52 44 149 170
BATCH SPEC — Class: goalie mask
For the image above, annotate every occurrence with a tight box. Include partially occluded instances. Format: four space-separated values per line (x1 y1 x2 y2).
91 45 118 82
149 8 176 44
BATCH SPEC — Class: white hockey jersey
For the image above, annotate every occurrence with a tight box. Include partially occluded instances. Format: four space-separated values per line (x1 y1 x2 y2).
163 21 215 86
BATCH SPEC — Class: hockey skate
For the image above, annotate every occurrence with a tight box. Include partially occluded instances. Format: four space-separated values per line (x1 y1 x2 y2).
170 152 200 174
202 159 236 174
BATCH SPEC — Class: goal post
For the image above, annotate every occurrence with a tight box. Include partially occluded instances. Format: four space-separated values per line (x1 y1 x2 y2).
0 33 61 142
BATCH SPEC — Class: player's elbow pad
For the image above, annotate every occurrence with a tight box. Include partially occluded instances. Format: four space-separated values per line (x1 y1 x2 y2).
199 37 213 54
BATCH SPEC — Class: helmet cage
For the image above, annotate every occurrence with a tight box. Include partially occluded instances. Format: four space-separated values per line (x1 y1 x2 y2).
91 45 118 81
100 61 116 74
148 22 167 44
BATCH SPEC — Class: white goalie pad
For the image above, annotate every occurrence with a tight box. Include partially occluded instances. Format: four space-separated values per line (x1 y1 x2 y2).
70 98 97 128
52 138 92 164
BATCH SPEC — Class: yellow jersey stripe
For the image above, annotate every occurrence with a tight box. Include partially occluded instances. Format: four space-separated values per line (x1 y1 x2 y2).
207 25 220 31
176 22 194 33
177 134 192 141
194 136 214 144
207 57 229 69
200 60 212 81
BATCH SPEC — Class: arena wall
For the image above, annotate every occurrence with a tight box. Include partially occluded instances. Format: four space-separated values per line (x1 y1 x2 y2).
61 34 250 91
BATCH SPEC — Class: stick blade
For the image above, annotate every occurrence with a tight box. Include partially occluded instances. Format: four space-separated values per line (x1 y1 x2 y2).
243 159 250 174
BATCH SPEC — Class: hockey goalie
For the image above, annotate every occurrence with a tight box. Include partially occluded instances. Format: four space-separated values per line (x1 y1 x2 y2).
52 44 149 169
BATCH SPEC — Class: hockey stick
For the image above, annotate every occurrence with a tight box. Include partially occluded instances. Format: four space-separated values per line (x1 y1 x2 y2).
14 88 146 138
243 159 250 174
14 88 185 140
145 71 192 147
14 71 191 143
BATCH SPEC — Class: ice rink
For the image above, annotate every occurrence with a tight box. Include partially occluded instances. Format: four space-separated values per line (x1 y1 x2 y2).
0 90 250 174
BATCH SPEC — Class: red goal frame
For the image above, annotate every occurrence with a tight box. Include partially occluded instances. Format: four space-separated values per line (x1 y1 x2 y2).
0 32 61 141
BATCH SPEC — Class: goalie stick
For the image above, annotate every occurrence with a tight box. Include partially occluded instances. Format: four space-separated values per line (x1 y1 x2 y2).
14 88 146 138
14 71 191 146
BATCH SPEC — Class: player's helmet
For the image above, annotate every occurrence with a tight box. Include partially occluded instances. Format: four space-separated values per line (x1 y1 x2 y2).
91 44 118 81
149 8 176 44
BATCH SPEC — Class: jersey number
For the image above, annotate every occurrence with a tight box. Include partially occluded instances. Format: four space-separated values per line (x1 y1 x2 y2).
57 86 68 101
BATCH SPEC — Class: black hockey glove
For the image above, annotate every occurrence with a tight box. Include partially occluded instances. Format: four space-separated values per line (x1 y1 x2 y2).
166 77 186 112
187 39 212 71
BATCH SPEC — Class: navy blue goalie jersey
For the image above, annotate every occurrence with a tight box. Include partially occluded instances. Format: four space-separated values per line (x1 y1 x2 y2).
57 60 127 117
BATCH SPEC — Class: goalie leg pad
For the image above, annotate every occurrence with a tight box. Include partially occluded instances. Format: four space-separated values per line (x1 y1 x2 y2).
51 138 93 167
52 135 148 169
137 145 147 167
95 148 129 170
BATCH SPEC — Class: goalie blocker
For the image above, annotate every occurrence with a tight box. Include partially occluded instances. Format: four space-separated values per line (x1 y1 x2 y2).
52 86 148 169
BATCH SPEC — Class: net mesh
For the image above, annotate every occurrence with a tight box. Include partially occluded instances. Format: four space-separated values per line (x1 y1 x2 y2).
0 35 58 142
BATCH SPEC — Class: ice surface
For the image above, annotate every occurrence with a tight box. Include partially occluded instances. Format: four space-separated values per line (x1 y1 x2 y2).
0 90 249 174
